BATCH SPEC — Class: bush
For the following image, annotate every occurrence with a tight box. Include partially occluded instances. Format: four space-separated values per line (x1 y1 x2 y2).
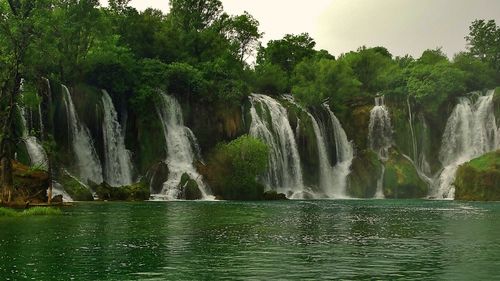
203 135 268 200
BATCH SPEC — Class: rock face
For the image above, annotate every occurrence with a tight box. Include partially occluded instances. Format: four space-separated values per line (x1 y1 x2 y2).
454 150 500 201
383 150 428 199
347 150 383 198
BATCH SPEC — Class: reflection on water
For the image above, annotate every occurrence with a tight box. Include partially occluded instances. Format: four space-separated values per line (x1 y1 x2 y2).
1 200 500 280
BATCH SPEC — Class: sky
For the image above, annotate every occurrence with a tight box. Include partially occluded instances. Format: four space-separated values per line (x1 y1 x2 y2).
102 0 500 58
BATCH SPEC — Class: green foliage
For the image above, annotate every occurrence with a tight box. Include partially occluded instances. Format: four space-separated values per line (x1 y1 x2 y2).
453 52 496 91
205 135 268 200
466 19 500 72
253 62 288 95
292 57 361 106
407 61 466 114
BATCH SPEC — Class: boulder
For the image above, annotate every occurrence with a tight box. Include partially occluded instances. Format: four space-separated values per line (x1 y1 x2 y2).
179 173 202 200
146 161 169 195
263 190 287 200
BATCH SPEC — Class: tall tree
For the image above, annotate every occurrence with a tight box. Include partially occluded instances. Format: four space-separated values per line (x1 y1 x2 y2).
466 19 500 71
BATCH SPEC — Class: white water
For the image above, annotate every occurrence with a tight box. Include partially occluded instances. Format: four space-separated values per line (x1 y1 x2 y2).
324 104 354 197
154 93 212 200
101 90 133 186
249 94 304 197
368 96 393 198
18 101 49 170
51 181 74 202
406 98 432 185
62 85 103 185
434 90 499 199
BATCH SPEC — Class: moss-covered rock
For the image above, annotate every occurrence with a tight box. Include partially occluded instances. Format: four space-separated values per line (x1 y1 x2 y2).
347 150 382 198
383 149 428 198
178 173 202 200
58 170 93 201
454 150 500 201
94 181 149 201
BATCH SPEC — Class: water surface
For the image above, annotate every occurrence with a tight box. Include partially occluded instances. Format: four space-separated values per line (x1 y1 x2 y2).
1 200 500 280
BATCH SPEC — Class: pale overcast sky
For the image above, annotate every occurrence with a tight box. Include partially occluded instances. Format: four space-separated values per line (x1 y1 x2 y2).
101 0 500 58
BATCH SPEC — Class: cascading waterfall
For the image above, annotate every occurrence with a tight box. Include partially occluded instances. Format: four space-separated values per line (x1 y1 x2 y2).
101 90 133 186
434 90 499 199
154 93 212 200
324 104 354 197
368 96 393 198
249 94 304 197
62 85 103 185
18 104 48 170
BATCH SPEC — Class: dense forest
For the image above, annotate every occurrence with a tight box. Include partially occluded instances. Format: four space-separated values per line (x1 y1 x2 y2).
1 0 499 204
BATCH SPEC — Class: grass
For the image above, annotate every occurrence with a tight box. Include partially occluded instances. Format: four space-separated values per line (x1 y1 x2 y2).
467 150 500 172
0 207 62 217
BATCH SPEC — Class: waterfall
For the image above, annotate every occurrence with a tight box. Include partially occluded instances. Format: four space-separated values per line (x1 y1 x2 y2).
324 104 354 197
51 181 73 202
249 94 304 197
62 85 103 185
368 96 393 198
101 90 133 186
406 98 433 185
434 90 499 199
18 97 48 170
154 93 212 200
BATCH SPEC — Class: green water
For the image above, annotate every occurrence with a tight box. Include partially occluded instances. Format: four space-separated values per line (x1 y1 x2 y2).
1 200 500 280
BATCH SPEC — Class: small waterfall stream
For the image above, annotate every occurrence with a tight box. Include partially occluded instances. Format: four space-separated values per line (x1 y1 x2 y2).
249 94 304 197
62 85 103 185
18 104 48 170
434 90 499 199
368 96 393 198
154 93 212 200
101 90 133 186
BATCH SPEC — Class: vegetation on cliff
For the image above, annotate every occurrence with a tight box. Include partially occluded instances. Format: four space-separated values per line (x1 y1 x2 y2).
0 0 499 201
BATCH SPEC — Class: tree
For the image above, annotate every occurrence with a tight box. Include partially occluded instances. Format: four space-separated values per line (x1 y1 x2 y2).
292 58 361 106
341 46 394 94
466 19 500 71
169 0 223 32
225 12 262 63
453 52 495 91
257 33 316 75
0 0 50 202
